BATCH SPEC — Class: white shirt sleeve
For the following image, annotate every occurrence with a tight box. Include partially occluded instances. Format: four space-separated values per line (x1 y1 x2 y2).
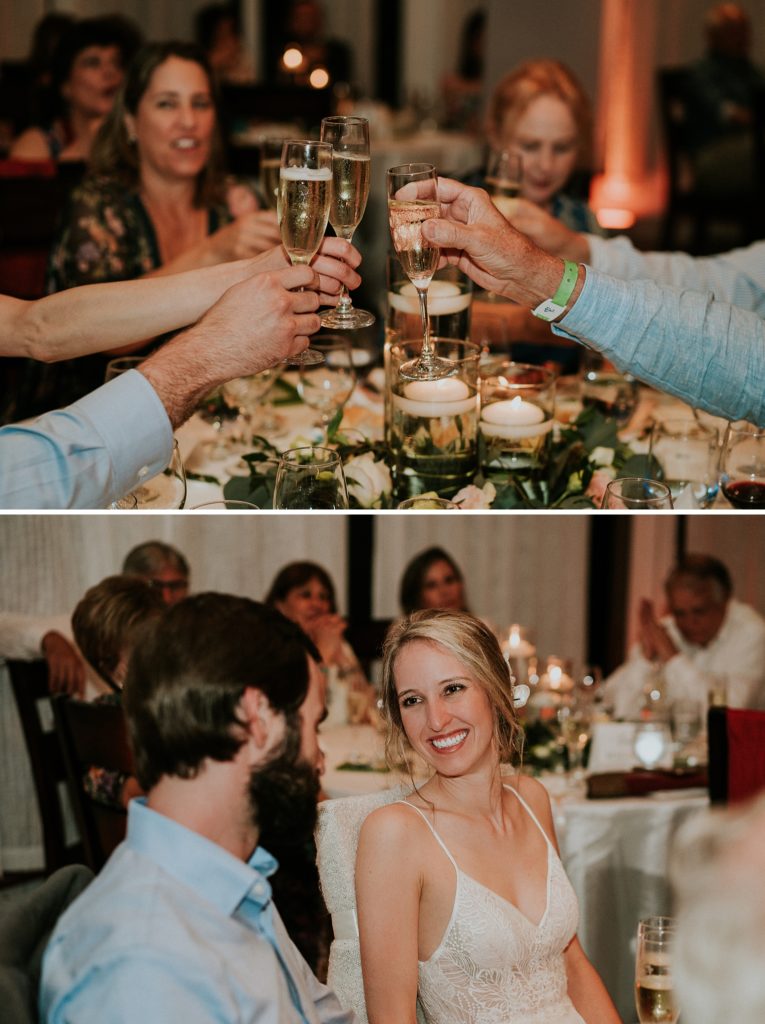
0 613 71 660
0 370 173 509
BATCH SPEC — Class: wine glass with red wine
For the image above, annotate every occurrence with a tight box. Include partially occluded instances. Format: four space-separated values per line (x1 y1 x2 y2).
720 422 765 509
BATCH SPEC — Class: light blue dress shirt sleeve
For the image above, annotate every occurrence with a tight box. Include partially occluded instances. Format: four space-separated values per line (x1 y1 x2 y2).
587 234 765 314
0 370 173 509
553 268 765 425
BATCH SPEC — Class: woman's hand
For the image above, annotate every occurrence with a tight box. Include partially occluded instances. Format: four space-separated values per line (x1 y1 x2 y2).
212 210 282 260
307 613 347 666
508 199 591 262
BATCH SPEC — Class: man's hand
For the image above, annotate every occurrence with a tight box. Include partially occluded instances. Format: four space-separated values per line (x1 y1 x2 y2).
140 264 325 427
420 178 582 311
638 598 678 664
308 613 348 667
41 631 85 695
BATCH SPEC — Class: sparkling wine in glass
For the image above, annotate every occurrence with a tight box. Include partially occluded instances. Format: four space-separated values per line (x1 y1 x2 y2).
278 139 333 366
272 446 349 509
486 149 523 219
635 919 679 1023
720 421 765 508
386 162 454 381
259 137 284 210
320 116 375 329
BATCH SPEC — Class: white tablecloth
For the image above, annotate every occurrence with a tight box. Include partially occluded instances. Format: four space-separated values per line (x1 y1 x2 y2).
319 723 708 1021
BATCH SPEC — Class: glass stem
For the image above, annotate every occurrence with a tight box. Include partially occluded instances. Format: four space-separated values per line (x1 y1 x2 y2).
335 229 355 313
416 286 433 365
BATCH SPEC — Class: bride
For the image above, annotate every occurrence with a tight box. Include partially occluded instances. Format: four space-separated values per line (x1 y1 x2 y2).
355 610 620 1024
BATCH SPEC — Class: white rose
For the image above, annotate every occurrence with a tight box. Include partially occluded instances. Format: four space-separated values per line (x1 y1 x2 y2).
590 446 615 467
452 481 496 509
344 452 392 508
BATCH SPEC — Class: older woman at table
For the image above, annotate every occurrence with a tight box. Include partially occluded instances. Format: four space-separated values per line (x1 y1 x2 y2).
399 547 469 616
19 41 281 417
265 560 374 722
356 609 620 1024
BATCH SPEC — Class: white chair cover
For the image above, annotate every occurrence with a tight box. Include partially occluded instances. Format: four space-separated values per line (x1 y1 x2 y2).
315 786 426 1024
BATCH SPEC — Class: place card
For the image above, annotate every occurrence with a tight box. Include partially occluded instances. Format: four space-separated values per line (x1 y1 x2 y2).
587 721 638 773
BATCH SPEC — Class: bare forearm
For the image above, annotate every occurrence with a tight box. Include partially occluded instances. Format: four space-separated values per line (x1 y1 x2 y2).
10 261 256 361
567 948 621 1023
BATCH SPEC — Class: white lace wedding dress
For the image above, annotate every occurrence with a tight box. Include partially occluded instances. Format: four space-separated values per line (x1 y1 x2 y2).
402 786 586 1024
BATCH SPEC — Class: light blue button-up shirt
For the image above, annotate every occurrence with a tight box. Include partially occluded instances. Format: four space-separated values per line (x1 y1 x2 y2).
553 236 765 426
40 799 355 1024
0 370 172 509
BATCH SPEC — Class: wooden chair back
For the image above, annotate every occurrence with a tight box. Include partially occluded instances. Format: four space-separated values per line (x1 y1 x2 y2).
6 660 84 874
51 696 133 872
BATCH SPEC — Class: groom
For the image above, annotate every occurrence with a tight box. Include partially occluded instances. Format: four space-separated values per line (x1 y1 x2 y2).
40 593 355 1024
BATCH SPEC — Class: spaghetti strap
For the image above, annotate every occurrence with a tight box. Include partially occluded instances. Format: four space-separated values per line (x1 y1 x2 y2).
503 783 554 849
394 800 460 872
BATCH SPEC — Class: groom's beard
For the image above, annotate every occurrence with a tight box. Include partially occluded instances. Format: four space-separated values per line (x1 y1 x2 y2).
248 711 321 850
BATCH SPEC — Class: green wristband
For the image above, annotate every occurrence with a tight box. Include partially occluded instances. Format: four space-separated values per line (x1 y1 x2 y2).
532 260 579 322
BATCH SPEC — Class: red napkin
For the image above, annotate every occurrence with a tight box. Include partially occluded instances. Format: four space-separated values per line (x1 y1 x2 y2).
727 708 765 803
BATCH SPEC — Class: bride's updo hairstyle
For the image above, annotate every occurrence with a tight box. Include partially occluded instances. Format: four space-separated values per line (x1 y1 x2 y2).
380 609 523 769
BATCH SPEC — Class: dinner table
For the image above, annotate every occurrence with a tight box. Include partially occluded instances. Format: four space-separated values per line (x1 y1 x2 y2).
319 720 709 1022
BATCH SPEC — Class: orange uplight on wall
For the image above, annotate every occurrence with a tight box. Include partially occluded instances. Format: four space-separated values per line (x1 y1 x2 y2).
309 67 330 89
282 46 303 70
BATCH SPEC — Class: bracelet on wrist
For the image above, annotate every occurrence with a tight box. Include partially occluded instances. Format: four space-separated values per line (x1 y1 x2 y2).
531 259 579 322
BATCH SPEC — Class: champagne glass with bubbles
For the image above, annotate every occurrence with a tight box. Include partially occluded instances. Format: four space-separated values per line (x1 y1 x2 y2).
635 918 679 1023
278 139 333 366
387 162 454 381
320 116 375 329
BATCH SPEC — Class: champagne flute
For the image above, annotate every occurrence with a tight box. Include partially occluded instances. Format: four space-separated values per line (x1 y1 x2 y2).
297 336 357 442
259 137 283 210
635 919 679 1023
278 139 333 366
320 116 375 329
601 477 674 509
272 446 349 509
720 420 765 508
386 162 455 381
486 149 523 219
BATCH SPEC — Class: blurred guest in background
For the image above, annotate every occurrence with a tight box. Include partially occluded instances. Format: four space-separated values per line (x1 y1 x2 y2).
601 555 765 719
682 2 765 197
22 41 280 415
122 540 190 606
265 561 373 716
278 0 351 88
194 2 256 85
399 547 470 615
10 16 141 163
672 794 765 1024
441 8 485 134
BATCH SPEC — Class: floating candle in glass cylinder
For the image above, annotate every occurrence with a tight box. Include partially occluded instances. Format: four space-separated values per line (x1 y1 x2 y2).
387 258 472 342
389 337 480 501
479 362 556 472
506 623 536 659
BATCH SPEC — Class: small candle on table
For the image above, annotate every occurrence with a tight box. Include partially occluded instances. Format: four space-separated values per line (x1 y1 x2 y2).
480 396 551 440
507 624 535 658
396 377 475 417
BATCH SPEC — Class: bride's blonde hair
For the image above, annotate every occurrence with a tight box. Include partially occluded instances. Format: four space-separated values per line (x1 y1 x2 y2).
380 609 523 769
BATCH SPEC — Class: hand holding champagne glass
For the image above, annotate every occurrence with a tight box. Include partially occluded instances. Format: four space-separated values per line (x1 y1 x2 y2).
386 162 455 381
278 139 333 365
635 917 679 1023
320 116 374 329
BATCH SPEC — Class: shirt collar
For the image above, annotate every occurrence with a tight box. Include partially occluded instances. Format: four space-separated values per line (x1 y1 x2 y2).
126 798 279 917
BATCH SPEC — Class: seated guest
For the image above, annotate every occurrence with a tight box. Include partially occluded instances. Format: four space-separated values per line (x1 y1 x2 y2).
440 9 485 134
195 2 257 85
122 540 190 606
265 561 374 721
399 547 470 615
40 593 352 1022
409 175 765 424
70 574 164 809
356 609 620 1023
10 16 139 163
28 40 280 414
672 793 765 1024
601 555 765 719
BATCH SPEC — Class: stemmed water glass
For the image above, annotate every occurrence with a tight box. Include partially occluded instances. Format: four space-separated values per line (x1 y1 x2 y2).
223 365 284 447
320 116 375 329
601 477 674 509
297 336 357 442
278 139 333 366
386 162 454 381
720 420 765 508
635 917 679 1023
272 446 349 509
649 418 720 508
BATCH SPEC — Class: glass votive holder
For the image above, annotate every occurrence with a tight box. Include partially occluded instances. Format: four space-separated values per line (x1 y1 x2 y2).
386 256 472 343
388 337 480 501
396 496 458 509
479 362 556 473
